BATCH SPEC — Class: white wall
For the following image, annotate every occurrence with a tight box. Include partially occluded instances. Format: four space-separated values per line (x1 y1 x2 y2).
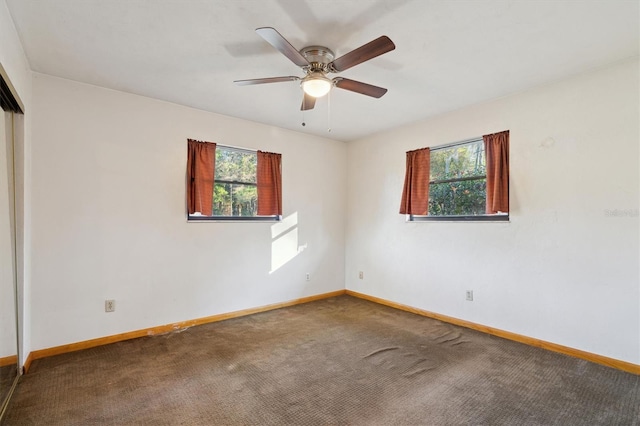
0 0 32 367
0 1 29 101
346 59 640 364
30 73 346 351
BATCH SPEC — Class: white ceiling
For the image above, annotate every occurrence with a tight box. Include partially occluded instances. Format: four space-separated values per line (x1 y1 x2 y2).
5 0 639 142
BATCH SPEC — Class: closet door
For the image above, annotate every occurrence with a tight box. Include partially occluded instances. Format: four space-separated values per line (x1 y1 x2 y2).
0 110 18 409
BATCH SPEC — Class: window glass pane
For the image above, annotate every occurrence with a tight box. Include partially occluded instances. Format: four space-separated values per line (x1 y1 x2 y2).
213 183 257 216
430 140 485 181
215 148 257 183
429 178 486 216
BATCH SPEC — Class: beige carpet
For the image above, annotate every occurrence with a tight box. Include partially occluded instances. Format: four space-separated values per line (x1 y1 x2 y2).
3 296 639 425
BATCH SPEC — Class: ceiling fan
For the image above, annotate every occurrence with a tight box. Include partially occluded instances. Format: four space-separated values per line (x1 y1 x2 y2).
234 27 396 111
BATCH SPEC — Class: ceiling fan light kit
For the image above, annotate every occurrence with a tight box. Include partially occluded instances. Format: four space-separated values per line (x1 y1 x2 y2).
234 27 395 110
301 73 332 98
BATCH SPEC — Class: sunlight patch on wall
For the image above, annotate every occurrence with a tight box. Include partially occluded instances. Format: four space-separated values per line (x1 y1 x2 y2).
270 212 306 273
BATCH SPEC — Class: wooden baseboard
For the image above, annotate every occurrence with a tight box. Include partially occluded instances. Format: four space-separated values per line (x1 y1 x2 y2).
346 290 640 375
0 355 17 368
27 290 346 367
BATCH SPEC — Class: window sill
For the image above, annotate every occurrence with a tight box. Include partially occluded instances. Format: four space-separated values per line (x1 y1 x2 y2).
187 215 281 223
408 214 509 222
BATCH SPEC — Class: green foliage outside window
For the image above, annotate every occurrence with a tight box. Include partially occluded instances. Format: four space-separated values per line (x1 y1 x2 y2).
213 148 258 216
429 140 486 216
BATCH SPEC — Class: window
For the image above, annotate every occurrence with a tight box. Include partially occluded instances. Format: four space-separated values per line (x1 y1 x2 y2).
429 139 487 216
187 140 281 221
400 131 509 221
213 147 258 217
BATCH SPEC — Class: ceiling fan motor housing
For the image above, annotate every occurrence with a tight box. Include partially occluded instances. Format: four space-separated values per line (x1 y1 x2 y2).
300 46 335 73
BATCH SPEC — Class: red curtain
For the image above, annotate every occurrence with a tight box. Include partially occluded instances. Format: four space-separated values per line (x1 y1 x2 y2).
257 151 282 216
399 148 430 215
186 139 216 216
484 130 509 214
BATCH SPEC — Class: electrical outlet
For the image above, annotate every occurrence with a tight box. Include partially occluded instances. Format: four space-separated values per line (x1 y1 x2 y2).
105 299 115 312
465 290 473 301
305 273 310 281
358 271 364 280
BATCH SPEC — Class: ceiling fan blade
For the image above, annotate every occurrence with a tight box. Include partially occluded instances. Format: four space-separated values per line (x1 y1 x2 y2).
234 76 300 86
334 78 388 98
255 27 309 68
330 36 395 72
301 92 316 110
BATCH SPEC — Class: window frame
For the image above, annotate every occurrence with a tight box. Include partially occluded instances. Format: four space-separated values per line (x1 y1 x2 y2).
408 137 509 222
186 144 281 223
